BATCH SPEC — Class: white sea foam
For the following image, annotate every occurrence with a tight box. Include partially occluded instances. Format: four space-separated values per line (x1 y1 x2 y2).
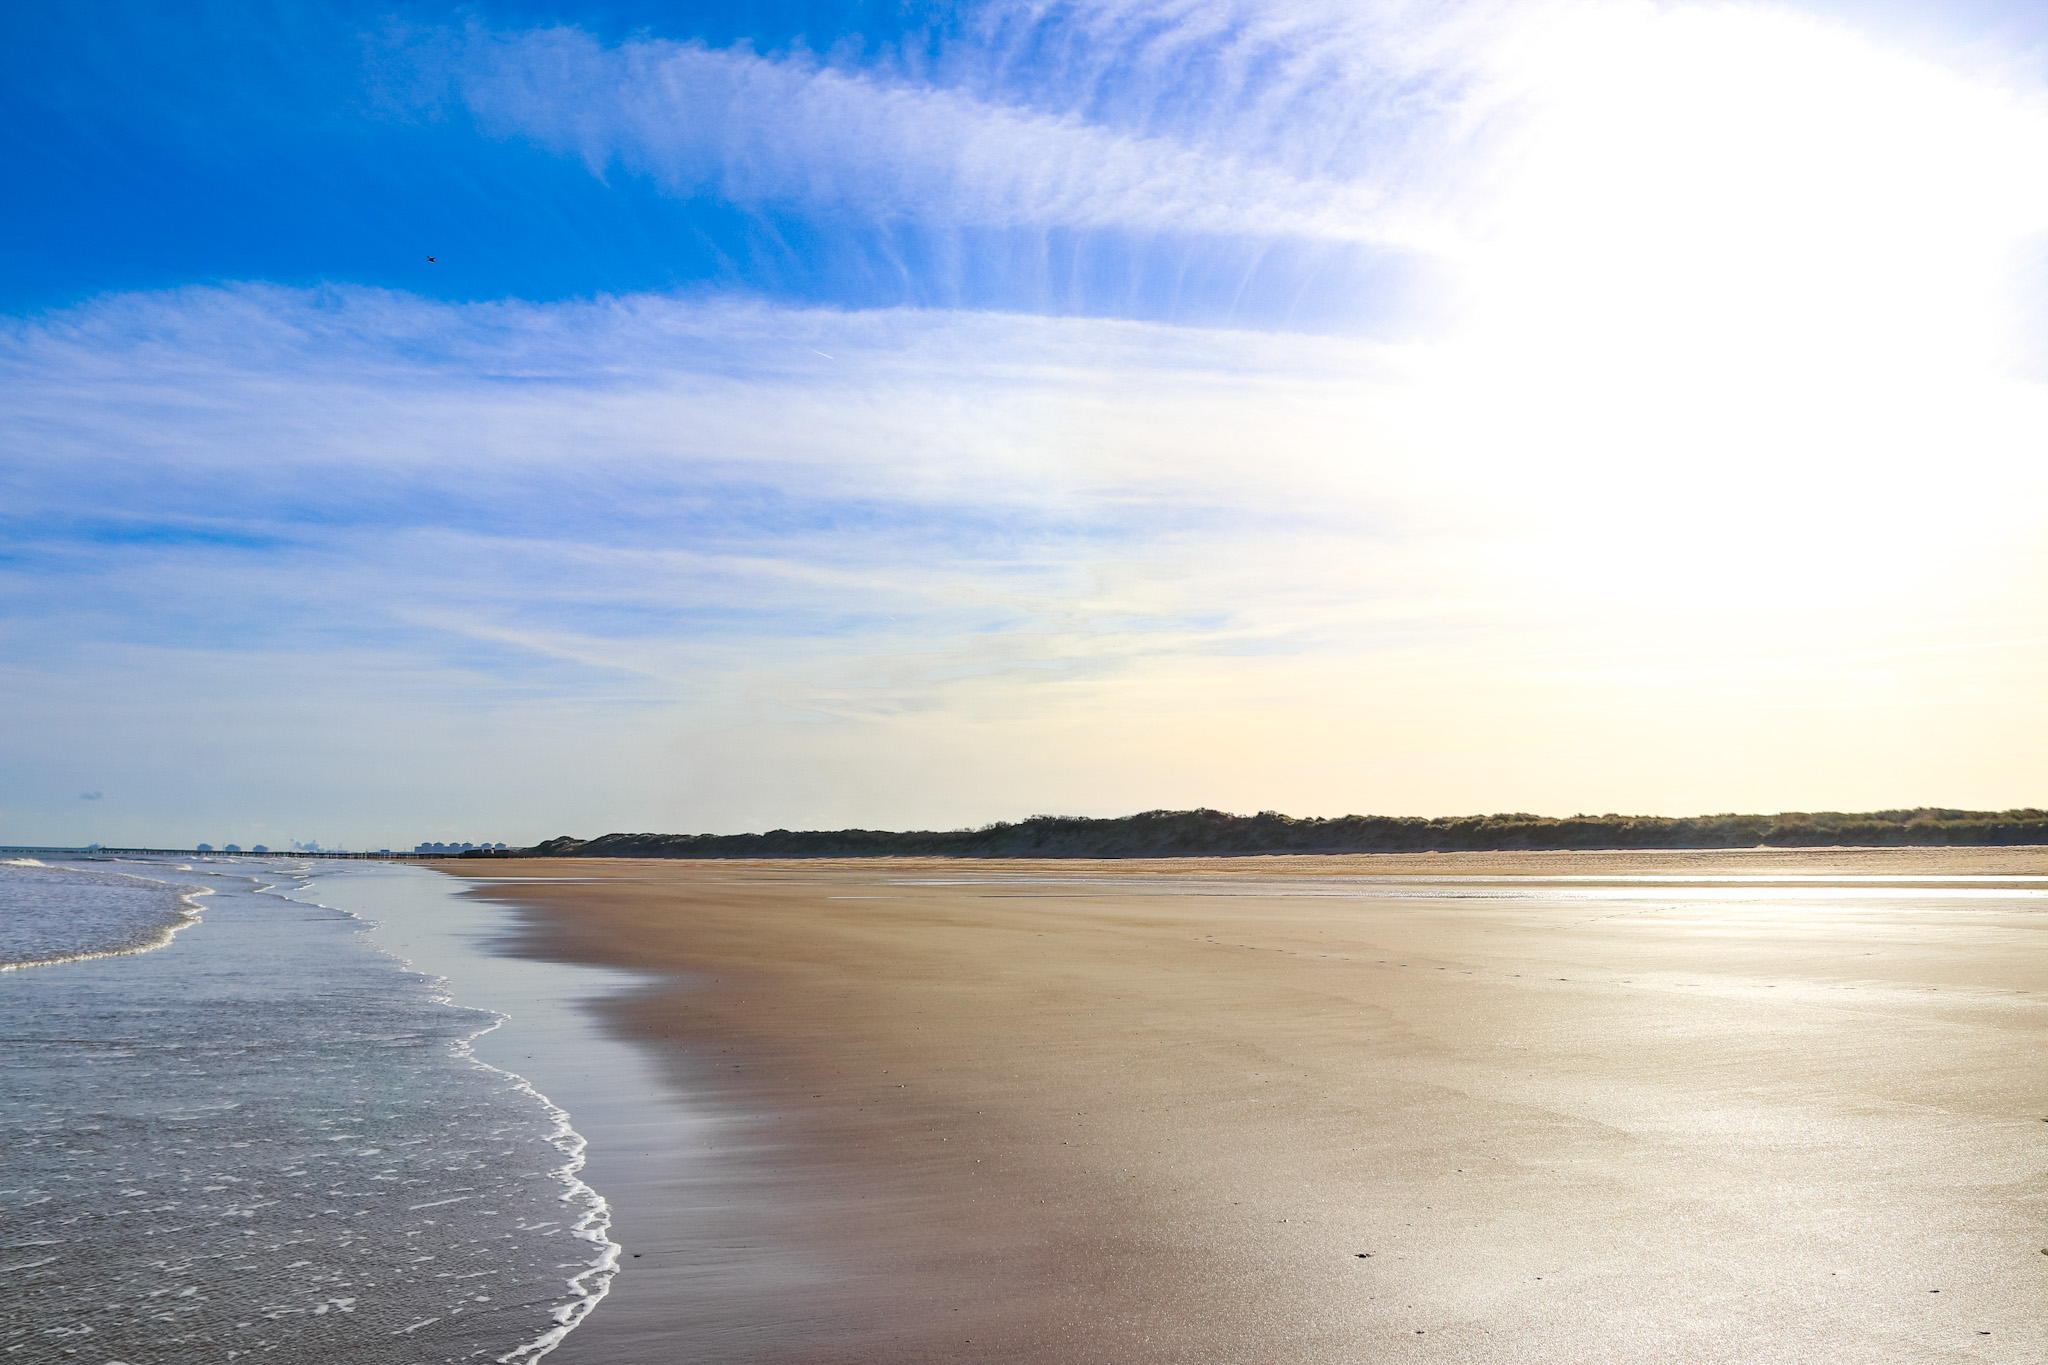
0 862 207 970
3 858 621 1362
274 866 621 1362
478 1043 620 1363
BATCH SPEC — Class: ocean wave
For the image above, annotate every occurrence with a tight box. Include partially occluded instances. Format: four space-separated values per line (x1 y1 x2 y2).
4 859 617 1362
470 1027 621 1363
0 863 207 970
278 871 621 1361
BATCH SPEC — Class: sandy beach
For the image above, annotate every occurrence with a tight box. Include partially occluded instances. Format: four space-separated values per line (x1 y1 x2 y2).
445 848 2048 1364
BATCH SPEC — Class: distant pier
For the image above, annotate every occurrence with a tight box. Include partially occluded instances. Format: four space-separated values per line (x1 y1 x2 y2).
0 846 451 861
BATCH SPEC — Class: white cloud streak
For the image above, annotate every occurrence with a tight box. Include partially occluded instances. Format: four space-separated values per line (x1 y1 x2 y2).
448 0 2048 338
8 275 2048 845
456 23 1426 245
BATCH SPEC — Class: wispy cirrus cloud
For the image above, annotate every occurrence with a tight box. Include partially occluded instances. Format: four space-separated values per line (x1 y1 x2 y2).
455 25 1408 244
442 0 2048 340
9 271 2048 846
0 283 1492 841
0 284 1445 679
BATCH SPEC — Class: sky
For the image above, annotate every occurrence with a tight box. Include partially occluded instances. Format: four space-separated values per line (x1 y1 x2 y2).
6 0 2048 850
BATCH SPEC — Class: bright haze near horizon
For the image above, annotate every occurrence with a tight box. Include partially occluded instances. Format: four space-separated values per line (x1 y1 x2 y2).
5 0 2048 850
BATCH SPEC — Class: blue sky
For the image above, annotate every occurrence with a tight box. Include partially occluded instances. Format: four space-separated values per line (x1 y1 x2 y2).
3 1 1429 326
7 0 2048 848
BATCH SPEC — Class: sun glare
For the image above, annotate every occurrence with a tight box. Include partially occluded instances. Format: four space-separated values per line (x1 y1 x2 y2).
1408 1 2048 612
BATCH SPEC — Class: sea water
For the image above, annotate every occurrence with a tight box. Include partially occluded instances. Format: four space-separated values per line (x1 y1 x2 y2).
0 856 617 1363
0 863 202 971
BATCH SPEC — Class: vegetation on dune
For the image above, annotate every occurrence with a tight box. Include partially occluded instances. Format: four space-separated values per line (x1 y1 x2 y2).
486 806 2048 859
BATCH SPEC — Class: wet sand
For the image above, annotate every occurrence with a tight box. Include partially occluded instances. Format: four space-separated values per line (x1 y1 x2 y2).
446 848 2048 1364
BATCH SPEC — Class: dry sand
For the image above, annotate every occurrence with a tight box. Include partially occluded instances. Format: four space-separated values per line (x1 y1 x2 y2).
446 847 2048 1364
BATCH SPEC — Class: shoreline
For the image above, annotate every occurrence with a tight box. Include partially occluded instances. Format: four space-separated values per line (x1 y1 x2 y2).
445 848 2048 1363
3 854 627 1361
277 861 653 1358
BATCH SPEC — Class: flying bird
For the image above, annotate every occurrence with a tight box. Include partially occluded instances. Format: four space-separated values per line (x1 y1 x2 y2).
427 256 436 262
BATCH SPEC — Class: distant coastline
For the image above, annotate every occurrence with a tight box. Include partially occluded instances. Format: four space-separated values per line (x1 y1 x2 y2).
492 806 2048 860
